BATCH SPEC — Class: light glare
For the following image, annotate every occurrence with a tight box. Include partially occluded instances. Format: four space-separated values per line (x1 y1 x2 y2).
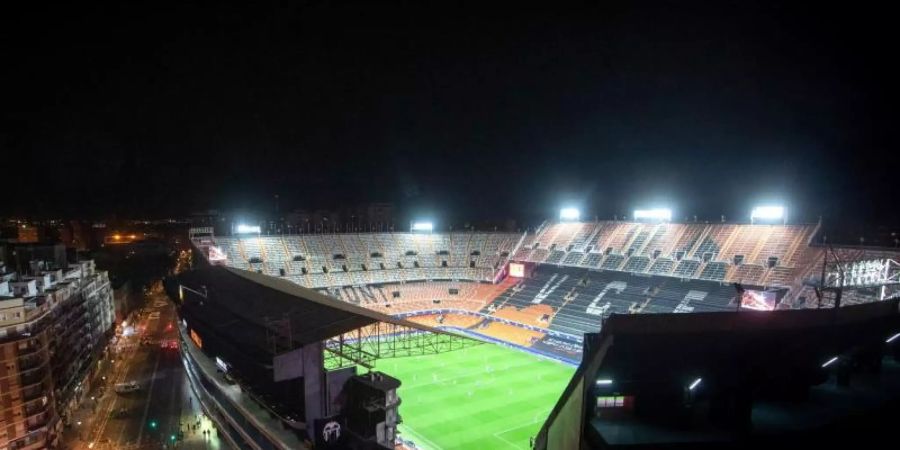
236 224 261 234
822 356 838 368
886 333 900 343
751 206 785 220
412 221 434 232
596 379 613 385
560 208 581 221
689 378 702 390
634 208 672 221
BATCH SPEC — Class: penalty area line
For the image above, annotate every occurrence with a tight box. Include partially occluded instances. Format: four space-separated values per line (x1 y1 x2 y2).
399 423 442 450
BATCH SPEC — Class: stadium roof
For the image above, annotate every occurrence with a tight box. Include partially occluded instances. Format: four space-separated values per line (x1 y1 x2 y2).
178 266 451 350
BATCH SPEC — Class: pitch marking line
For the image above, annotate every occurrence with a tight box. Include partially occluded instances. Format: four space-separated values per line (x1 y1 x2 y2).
400 370 492 390
400 361 536 391
493 418 543 438
400 424 442 450
493 431 525 450
493 419 544 450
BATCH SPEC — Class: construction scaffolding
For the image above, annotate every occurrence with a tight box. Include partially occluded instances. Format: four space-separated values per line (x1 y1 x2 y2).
807 245 900 307
323 322 482 370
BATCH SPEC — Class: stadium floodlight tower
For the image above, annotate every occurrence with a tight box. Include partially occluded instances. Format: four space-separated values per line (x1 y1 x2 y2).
634 208 672 223
235 223 262 235
411 221 434 233
751 205 786 224
560 207 581 222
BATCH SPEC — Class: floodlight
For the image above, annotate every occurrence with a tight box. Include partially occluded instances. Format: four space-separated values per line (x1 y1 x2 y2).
689 378 702 390
560 208 581 221
751 206 785 221
596 379 613 385
821 356 839 368
633 208 672 221
236 224 261 234
411 221 434 232
886 332 900 343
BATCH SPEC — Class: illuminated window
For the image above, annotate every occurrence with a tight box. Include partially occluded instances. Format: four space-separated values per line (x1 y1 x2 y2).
190 329 203 349
597 396 626 408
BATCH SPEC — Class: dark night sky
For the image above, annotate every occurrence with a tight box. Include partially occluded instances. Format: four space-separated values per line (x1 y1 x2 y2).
2 1 898 225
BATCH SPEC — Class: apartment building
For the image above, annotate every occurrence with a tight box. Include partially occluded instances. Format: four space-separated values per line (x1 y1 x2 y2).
0 260 114 450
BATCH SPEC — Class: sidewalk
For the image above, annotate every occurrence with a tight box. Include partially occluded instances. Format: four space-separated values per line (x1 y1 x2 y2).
173 400 226 450
62 310 148 449
61 349 119 449
63 350 136 449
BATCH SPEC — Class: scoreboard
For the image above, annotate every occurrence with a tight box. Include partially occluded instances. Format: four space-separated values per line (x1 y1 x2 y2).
509 262 526 278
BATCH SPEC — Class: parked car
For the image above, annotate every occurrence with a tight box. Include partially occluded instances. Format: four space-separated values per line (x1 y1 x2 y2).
114 381 140 394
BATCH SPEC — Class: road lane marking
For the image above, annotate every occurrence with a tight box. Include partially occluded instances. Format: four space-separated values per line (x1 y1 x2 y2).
91 312 151 445
136 327 164 444
116 305 171 446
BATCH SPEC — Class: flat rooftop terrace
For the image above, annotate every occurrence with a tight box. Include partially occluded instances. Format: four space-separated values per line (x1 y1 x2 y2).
590 356 900 449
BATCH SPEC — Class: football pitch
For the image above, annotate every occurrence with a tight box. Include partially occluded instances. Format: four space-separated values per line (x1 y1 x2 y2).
374 342 576 450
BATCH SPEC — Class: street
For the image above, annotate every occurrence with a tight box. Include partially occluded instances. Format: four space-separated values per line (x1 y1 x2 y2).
63 286 226 449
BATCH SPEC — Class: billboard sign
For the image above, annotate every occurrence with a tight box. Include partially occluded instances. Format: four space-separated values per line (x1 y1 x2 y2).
509 262 525 278
190 329 203 349
741 289 777 311
208 246 227 261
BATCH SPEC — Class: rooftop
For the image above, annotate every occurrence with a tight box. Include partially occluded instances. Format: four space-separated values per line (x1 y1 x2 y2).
178 266 454 350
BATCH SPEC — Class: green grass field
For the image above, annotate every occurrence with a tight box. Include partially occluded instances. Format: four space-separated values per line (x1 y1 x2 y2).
374 343 575 450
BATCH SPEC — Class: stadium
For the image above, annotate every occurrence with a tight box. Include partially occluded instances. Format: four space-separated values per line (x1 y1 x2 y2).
176 207 900 449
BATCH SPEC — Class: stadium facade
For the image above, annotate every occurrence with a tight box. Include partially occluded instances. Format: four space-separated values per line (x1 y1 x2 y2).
185 219 900 448
172 263 479 450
